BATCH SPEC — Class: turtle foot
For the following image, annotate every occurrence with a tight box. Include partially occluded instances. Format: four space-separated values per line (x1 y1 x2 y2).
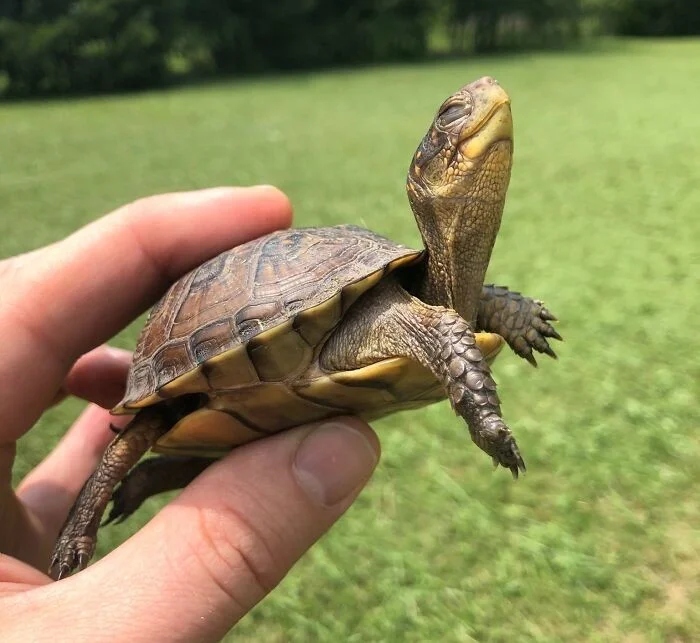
49 408 174 578
490 432 526 479
50 531 95 580
514 301 562 367
473 413 526 479
478 286 562 366
49 471 106 580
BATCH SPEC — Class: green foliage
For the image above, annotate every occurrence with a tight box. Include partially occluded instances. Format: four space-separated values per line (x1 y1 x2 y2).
2 0 699 98
180 0 431 73
0 0 174 96
446 0 585 53
0 0 432 97
2 40 699 640
607 0 700 36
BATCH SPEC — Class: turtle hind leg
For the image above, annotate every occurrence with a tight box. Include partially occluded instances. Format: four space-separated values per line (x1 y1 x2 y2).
104 455 214 526
478 285 562 366
321 278 524 476
50 406 176 580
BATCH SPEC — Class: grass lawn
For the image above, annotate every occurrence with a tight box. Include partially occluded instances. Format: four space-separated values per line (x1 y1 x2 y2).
1 38 699 641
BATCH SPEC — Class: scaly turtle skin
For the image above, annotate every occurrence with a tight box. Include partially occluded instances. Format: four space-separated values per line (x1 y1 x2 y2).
51 77 562 578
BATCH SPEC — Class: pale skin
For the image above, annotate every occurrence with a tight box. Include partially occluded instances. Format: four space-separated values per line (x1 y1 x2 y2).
0 187 380 641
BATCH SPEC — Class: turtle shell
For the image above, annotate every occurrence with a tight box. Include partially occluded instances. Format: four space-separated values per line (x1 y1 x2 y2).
113 226 416 447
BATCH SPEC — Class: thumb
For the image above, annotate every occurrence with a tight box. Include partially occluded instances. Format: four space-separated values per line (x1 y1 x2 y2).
33 418 379 641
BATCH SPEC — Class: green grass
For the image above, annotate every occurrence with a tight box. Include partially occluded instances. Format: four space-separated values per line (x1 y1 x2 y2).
2 38 699 641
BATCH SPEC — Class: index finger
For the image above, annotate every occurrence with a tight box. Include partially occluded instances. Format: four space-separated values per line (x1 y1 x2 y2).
0 186 292 442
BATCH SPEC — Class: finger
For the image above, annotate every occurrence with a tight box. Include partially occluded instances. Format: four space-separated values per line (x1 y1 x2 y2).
37 418 379 642
50 346 132 409
0 555 52 596
17 404 131 546
0 186 292 442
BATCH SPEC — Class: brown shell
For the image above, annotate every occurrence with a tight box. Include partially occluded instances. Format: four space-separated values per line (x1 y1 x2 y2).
116 225 423 412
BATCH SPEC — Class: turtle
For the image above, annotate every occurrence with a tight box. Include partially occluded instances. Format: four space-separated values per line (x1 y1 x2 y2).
51 76 561 579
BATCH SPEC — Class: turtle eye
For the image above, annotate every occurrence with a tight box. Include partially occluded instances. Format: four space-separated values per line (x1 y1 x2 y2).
437 102 468 127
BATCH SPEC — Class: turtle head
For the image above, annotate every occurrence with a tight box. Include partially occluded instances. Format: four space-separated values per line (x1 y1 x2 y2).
406 77 514 324
407 76 513 206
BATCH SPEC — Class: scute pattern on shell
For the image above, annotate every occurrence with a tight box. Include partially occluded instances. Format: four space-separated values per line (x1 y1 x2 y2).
121 225 422 406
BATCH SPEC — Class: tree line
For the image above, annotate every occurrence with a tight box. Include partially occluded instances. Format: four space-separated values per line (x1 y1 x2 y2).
0 0 698 98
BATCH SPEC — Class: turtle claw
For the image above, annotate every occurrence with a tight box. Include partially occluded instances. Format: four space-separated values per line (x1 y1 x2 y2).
491 449 525 479
474 415 525 479
515 317 561 366
499 440 526 479
524 351 538 368
509 460 526 480
52 562 70 581
541 344 558 360
49 533 96 580
539 306 558 322
491 455 523 479
78 551 91 571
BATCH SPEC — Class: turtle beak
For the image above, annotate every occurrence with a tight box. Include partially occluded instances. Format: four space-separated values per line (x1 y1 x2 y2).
461 102 513 159
457 77 513 160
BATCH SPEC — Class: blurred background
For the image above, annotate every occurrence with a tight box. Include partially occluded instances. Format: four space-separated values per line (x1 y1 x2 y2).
2 1 700 97
1 1 699 641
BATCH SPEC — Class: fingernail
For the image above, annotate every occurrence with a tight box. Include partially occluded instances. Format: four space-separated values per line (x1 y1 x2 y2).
293 422 379 507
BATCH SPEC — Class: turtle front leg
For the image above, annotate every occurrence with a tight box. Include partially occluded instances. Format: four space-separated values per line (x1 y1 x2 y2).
322 279 525 476
418 309 524 475
50 406 173 579
478 284 562 366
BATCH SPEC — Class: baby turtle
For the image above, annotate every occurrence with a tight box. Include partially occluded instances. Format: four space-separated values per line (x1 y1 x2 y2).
51 77 561 578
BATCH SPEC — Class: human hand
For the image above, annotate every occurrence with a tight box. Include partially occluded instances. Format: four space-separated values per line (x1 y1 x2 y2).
0 187 380 640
